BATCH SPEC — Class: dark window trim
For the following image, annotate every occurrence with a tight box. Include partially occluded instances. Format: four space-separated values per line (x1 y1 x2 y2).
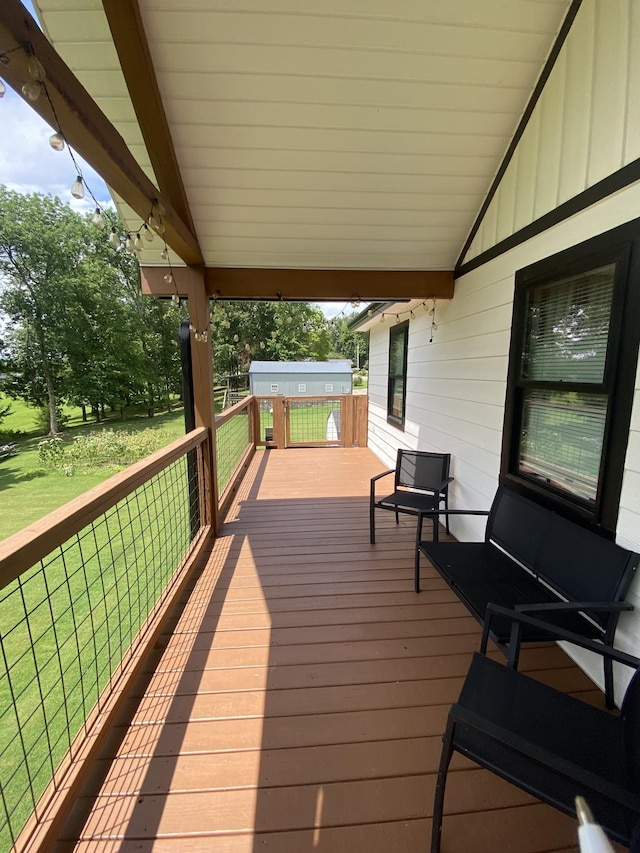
387 321 409 429
455 0 583 272
501 221 640 537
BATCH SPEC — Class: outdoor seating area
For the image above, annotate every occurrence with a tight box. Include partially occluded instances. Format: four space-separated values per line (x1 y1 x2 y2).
48 447 614 852
416 485 639 708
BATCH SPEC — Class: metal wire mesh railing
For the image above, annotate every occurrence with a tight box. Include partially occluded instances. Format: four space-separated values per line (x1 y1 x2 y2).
0 434 204 853
287 398 342 445
214 399 253 498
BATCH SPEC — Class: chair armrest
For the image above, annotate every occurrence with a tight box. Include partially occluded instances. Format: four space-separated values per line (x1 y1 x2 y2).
515 601 633 614
482 603 640 671
370 469 395 499
416 508 490 543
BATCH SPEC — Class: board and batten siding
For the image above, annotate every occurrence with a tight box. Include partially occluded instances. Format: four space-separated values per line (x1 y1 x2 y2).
367 183 640 704
462 0 640 263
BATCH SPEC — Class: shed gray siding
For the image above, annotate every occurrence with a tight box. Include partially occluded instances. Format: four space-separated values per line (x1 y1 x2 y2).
249 362 352 396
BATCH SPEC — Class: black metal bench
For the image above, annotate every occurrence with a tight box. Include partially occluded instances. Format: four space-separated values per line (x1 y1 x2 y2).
416 485 639 707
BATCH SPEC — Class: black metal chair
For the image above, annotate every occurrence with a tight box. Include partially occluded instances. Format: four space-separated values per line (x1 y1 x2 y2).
370 449 452 544
431 607 640 853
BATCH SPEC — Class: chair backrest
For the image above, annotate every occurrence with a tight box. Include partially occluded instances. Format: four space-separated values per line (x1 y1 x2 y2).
488 486 548 566
621 666 640 793
396 450 451 493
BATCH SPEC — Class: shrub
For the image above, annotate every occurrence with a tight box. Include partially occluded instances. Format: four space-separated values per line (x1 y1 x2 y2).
353 375 363 387
38 436 65 468
65 428 169 468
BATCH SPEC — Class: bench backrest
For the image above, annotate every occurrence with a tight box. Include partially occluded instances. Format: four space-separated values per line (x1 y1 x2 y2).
487 486 639 634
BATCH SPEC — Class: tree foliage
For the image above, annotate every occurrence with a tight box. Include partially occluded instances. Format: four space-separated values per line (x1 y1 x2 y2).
210 301 333 382
0 188 187 433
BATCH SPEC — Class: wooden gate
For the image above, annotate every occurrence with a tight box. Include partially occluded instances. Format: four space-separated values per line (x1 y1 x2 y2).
255 395 367 448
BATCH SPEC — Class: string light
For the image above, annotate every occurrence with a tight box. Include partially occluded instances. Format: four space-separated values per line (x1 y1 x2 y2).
70 175 84 199
0 42 210 342
373 299 439 342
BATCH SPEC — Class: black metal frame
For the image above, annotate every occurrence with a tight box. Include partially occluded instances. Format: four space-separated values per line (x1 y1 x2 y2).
431 609 640 853
370 449 453 545
387 320 409 429
501 225 640 536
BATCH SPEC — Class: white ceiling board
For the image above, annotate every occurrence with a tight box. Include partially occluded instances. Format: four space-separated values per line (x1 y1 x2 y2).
35 0 573 270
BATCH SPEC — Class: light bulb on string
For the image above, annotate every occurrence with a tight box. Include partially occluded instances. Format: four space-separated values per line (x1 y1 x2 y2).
171 294 180 306
108 228 120 249
163 272 173 284
0 79 5 99
134 232 144 252
160 247 168 261
70 175 85 199
143 224 154 243
91 208 104 230
233 334 239 342
125 233 135 253
21 81 41 102
27 56 46 82
49 132 65 151
379 314 385 323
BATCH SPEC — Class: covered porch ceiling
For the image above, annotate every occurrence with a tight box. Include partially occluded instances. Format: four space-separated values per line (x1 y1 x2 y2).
2 0 574 301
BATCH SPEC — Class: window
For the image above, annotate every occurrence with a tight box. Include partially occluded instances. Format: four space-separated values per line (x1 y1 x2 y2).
298 383 307 393
325 383 334 392
388 321 409 428
502 227 640 534
270 383 279 393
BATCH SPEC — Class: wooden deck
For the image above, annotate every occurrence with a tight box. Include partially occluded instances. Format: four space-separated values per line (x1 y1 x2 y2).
55 447 610 853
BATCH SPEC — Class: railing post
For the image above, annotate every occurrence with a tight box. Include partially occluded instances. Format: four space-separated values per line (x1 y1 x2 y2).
184 266 219 534
273 396 286 448
342 395 354 448
356 395 368 447
179 320 200 538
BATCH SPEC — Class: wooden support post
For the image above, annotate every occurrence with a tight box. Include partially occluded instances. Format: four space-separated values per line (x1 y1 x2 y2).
355 396 368 447
184 267 219 534
342 396 354 448
273 397 286 449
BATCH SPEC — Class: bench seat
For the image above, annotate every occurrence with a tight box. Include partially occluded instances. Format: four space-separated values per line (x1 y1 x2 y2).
416 485 639 707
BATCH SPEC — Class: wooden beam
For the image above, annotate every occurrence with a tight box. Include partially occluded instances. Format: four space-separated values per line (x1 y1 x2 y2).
0 0 203 267
183 267 219 534
141 267 455 301
101 0 197 238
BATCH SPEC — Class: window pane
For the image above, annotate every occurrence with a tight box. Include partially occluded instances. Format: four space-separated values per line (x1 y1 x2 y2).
523 264 615 383
389 378 405 421
389 331 406 374
519 389 607 502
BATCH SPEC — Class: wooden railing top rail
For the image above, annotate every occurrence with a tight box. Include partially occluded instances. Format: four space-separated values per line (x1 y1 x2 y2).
0 426 208 590
214 394 254 428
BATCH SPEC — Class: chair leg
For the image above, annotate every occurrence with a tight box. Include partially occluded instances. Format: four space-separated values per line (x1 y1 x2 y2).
444 493 450 535
415 546 421 593
604 656 615 709
431 718 456 853
370 502 376 545
395 510 400 525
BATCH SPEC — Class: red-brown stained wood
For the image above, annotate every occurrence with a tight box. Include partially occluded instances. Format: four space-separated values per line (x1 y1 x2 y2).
54 448 607 853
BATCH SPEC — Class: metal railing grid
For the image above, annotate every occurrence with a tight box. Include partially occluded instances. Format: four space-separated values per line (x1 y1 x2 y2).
215 407 251 497
0 454 200 852
287 398 342 444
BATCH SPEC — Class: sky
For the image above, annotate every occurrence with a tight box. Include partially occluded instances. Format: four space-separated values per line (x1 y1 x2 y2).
0 1 354 320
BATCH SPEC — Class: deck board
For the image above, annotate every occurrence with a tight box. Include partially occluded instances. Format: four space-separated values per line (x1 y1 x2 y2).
55 447 612 853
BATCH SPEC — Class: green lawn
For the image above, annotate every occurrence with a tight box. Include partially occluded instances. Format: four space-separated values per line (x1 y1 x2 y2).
0 400 187 542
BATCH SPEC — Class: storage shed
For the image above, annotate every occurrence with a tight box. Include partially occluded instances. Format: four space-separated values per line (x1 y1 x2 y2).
249 361 352 396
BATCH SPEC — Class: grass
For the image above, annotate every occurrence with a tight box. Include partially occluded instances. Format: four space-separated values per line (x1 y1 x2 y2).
0 400 187 542
0 397 254 851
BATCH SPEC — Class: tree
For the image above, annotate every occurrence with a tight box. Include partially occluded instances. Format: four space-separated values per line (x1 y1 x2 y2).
210 302 332 384
0 188 88 433
329 312 369 369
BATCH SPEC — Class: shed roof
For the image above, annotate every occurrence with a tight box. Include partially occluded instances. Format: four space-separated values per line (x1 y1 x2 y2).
249 361 352 375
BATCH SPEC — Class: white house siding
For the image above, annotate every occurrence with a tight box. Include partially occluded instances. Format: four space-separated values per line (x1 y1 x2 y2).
463 0 640 262
366 183 640 703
